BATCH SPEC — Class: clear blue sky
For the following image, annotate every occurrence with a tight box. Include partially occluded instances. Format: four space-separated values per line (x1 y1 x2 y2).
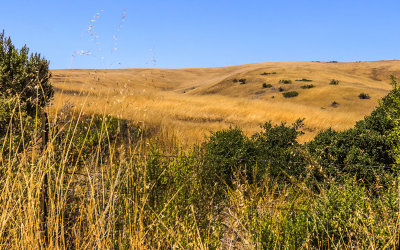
1 0 400 69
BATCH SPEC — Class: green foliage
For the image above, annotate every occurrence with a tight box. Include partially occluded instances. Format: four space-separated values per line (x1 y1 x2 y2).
330 79 340 85
300 84 314 89
296 78 312 82
232 78 238 83
279 79 292 84
260 72 276 75
203 119 307 187
203 127 257 189
0 31 53 116
278 87 284 92
239 78 247 84
359 92 370 99
283 91 298 98
262 83 272 88
307 79 400 186
331 101 339 107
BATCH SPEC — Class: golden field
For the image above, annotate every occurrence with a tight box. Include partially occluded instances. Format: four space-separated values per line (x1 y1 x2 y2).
50 60 400 145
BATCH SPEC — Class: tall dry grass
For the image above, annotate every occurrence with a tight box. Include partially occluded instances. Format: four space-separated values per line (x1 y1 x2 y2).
0 104 399 249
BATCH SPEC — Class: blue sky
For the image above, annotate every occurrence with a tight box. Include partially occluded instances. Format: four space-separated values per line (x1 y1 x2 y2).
1 0 400 69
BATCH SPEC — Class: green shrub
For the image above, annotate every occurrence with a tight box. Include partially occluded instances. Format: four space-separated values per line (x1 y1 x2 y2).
359 93 370 99
203 127 257 189
283 91 298 98
278 87 285 92
233 78 238 83
330 79 340 85
262 83 272 88
239 78 247 84
296 78 312 82
300 84 315 89
260 72 277 76
331 101 339 107
0 31 53 116
307 81 400 187
279 79 292 84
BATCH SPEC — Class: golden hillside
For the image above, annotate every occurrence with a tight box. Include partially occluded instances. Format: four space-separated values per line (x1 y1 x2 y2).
50 60 400 145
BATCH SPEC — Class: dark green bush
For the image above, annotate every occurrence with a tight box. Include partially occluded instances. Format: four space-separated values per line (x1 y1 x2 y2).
279 79 292 84
307 83 400 187
262 83 272 88
278 87 284 92
0 31 53 116
260 72 277 76
296 78 312 82
203 119 308 188
239 78 247 84
203 127 257 189
330 79 340 85
300 84 315 89
359 93 370 99
233 78 238 83
283 91 298 98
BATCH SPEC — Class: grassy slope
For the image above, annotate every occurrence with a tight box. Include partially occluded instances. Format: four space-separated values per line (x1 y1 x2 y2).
51 60 400 145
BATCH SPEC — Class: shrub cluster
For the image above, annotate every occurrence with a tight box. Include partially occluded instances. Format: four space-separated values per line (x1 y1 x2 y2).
283 91 299 98
239 78 247 84
330 79 340 85
260 72 277 75
359 93 370 99
300 84 315 89
296 78 312 82
279 79 292 84
262 83 272 88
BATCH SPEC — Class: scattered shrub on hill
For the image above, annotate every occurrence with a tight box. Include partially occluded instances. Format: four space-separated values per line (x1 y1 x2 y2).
278 87 285 92
283 91 299 98
330 79 340 85
300 84 315 89
279 79 292 84
359 93 370 99
296 78 313 82
331 101 339 107
233 78 238 83
262 83 272 88
239 78 247 84
260 72 277 76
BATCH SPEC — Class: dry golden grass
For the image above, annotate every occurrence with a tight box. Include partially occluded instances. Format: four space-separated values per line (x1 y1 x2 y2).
51 60 400 145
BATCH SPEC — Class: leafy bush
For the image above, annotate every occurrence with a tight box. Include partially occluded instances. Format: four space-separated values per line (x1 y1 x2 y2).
283 91 298 98
307 80 400 187
300 84 315 89
279 79 292 84
239 78 247 84
330 79 340 85
233 78 238 83
203 119 307 187
0 31 53 116
278 87 284 92
296 78 312 82
262 83 272 88
359 93 370 99
260 72 276 76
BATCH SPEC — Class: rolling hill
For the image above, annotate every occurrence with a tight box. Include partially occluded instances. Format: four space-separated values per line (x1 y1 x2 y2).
50 60 400 145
